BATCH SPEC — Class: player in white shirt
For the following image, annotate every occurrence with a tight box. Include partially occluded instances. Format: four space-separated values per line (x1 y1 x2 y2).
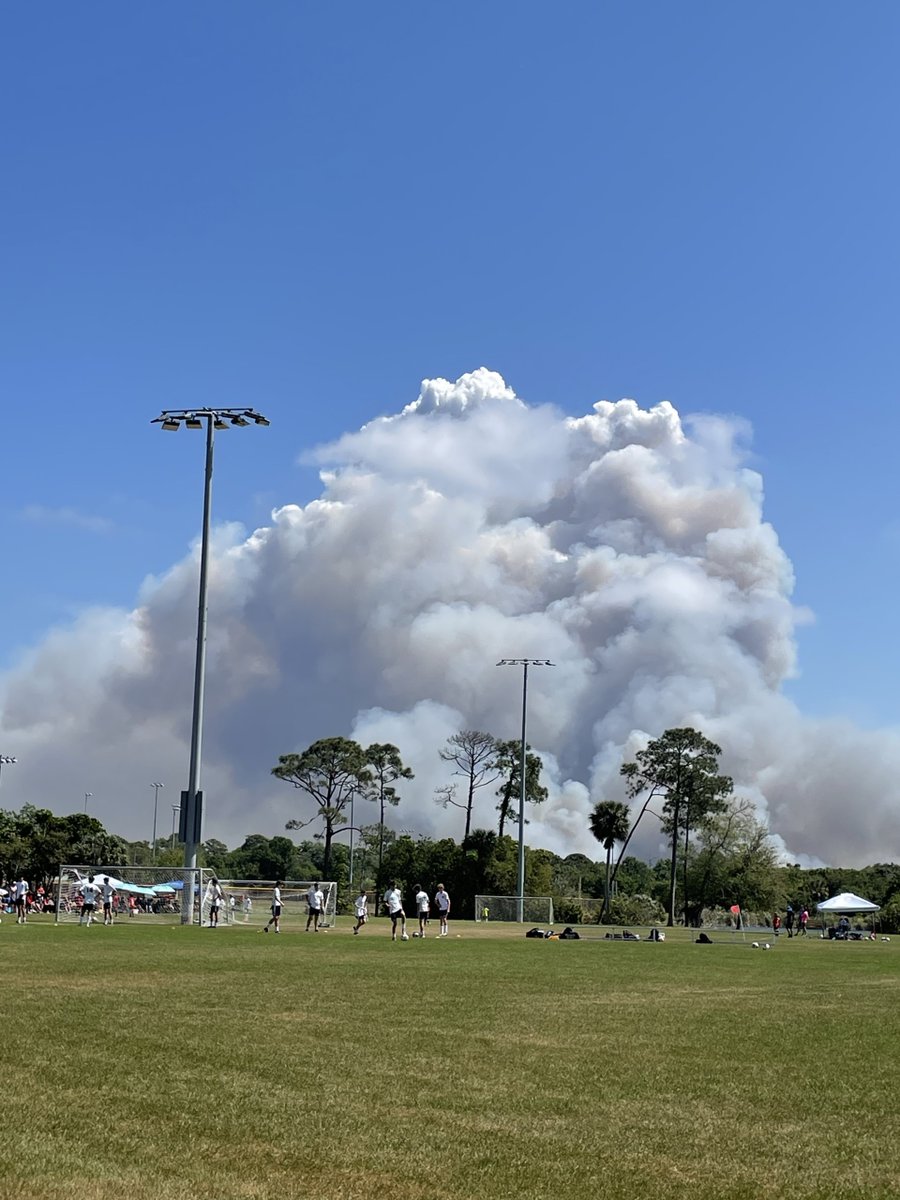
14 877 29 924
383 881 407 941
79 875 101 926
414 885 430 938
100 876 117 926
353 890 368 934
208 878 225 928
434 883 451 936
306 882 325 932
243 894 253 919
263 881 284 933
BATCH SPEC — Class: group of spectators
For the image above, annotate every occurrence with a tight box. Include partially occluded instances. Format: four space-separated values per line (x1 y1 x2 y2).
2 877 51 920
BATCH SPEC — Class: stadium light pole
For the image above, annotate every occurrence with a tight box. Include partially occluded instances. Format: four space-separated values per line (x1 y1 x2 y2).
171 804 181 850
0 755 17 790
496 659 554 923
151 406 269 922
83 791 93 814
150 782 165 864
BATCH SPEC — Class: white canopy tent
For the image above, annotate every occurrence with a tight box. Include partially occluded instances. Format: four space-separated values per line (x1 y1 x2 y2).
817 892 880 937
817 892 880 914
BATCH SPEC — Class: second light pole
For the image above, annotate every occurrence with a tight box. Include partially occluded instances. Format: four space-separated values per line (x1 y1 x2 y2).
152 406 269 922
497 658 554 922
151 782 165 864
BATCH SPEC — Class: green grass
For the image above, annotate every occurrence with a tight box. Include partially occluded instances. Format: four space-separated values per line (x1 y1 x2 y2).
1 918 898 1200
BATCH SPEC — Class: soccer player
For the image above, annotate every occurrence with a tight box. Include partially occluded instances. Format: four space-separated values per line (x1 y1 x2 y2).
100 876 117 926
383 880 407 941
353 889 368 934
434 883 450 936
306 881 324 932
79 875 101 926
14 876 29 924
208 878 225 927
263 881 283 933
243 894 253 920
414 884 430 938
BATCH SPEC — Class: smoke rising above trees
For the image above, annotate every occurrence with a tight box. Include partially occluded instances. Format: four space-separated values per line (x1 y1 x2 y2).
1 368 898 866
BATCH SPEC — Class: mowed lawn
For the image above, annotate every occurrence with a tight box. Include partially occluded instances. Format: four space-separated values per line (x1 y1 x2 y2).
1 920 899 1200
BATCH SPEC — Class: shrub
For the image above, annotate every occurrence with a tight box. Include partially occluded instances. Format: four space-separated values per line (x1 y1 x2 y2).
606 893 666 926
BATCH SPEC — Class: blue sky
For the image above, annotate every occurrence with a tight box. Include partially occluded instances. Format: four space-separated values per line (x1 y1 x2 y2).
2 2 899 732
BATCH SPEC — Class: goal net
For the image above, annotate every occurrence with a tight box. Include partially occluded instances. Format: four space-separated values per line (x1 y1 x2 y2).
199 880 338 930
474 895 554 923
55 865 197 924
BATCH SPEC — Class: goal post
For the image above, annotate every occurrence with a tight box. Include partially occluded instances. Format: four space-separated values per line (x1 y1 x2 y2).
55 867 338 930
199 880 338 929
474 895 554 923
56 865 198 924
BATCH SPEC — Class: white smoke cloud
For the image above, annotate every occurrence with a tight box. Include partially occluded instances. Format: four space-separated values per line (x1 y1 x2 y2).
2 367 897 866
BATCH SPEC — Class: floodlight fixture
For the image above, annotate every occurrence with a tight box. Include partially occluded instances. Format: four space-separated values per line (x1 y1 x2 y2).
252 413 270 426
185 417 203 430
230 415 249 426
161 418 181 431
496 657 555 922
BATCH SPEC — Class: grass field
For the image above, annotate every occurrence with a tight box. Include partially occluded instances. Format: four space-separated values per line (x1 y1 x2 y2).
1 918 898 1200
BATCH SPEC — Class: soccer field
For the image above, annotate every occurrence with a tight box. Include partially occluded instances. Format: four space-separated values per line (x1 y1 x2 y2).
1 920 898 1200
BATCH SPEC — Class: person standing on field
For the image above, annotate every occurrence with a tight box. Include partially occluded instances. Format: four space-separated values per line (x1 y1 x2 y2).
353 889 368 934
306 881 324 932
100 876 117 926
414 884 430 938
79 875 101 926
208 878 225 928
14 876 29 924
772 912 782 937
434 883 451 936
383 880 407 941
785 905 794 938
799 907 809 936
263 881 284 933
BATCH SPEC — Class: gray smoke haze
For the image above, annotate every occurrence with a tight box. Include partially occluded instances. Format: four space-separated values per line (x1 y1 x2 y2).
2 369 898 865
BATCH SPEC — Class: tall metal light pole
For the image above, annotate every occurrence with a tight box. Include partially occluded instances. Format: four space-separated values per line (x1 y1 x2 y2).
171 804 181 851
151 782 165 863
152 407 269 922
0 755 17 790
497 659 554 922
83 791 93 814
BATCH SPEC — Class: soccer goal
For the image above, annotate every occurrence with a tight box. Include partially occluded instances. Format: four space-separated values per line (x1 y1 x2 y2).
474 895 554 923
200 880 338 930
55 864 196 925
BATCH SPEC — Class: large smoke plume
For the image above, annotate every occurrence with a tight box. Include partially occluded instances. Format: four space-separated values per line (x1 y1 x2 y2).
2 369 897 865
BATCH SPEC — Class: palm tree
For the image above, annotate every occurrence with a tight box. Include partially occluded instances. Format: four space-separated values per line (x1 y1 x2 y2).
589 800 632 921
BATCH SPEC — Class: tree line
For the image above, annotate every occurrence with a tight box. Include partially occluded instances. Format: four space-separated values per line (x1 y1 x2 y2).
4 724 900 928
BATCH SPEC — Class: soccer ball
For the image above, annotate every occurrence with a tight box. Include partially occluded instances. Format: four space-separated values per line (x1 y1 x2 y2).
401 932 410 941
764 943 771 950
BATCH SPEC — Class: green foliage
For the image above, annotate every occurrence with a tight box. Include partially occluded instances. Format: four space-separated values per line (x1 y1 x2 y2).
492 740 548 838
589 799 632 920
0 805 128 886
607 892 667 926
621 727 733 926
273 737 372 878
